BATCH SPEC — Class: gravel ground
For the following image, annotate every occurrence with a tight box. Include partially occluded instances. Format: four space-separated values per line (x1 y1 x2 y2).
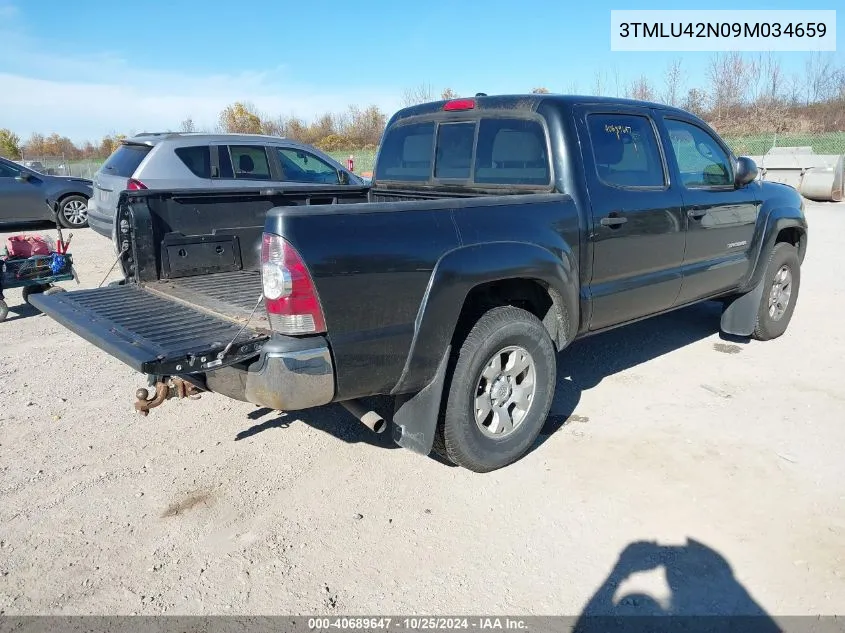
0 202 843 617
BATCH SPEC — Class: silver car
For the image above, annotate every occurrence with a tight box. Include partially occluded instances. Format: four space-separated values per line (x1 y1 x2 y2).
87 133 366 239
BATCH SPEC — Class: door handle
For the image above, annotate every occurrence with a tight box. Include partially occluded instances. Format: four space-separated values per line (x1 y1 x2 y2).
600 214 628 228
687 208 707 220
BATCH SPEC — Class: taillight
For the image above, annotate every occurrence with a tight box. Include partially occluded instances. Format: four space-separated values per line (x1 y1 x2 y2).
260 233 326 335
443 98 475 111
126 178 147 190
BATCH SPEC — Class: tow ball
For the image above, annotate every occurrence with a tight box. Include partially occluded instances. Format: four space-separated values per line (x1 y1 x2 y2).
134 377 203 416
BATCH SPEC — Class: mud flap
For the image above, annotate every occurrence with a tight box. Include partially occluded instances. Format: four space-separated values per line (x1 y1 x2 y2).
720 282 765 337
391 346 451 455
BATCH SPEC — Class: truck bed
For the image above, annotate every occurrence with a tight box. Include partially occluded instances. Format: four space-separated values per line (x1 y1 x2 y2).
144 269 268 327
30 187 375 376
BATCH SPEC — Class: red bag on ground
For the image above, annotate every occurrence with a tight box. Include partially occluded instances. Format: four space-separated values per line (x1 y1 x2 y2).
6 234 51 258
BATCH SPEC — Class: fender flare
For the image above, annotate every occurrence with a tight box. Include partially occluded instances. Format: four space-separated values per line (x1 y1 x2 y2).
390 241 578 456
722 209 806 337
743 208 808 292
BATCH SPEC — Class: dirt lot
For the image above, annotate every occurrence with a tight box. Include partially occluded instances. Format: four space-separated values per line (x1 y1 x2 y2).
1 203 843 617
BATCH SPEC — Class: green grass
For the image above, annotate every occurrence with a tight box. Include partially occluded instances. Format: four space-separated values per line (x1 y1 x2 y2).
327 149 376 174
723 132 845 156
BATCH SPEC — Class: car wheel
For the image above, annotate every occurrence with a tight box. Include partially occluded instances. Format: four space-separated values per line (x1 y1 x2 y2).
438 305 557 473
21 284 49 304
58 195 89 228
752 242 801 341
0 299 8 322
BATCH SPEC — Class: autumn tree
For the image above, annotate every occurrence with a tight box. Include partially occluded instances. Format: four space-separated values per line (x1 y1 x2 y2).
260 116 285 137
662 58 683 106
402 83 434 106
531 87 550 94
708 52 750 119
219 102 263 134
441 88 458 100
180 117 196 133
682 88 708 118
0 128 21 159
24 133 46 156
627 76 655 101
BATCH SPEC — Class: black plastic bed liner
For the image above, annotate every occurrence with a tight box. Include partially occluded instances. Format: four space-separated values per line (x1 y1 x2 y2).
30 283 269 375
144 270 268 327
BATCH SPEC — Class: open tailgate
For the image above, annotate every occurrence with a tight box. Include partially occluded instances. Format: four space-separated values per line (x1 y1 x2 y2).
30 285 269 375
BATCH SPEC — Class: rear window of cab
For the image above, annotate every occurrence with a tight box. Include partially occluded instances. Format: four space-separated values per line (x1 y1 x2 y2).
374 117 551 187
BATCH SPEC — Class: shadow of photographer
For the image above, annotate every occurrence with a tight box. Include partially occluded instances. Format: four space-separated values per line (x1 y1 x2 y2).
573 538 781 633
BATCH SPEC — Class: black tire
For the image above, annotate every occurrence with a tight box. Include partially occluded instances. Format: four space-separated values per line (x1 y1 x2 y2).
438 305 556 473
57 195 89 229
0 299 8 322
21 284 49 304
752 242 801 341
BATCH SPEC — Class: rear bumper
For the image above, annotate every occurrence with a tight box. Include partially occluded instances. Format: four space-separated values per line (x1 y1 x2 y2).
204 334 335 411
86 200 114 239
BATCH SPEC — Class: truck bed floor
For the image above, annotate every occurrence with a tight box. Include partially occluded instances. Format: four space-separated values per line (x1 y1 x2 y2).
143 270 268 327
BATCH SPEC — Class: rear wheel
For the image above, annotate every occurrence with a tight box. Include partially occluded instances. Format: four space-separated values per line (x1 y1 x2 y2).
438 306 556 473
752 243 800 341
58 195 89 228
0 299 8 322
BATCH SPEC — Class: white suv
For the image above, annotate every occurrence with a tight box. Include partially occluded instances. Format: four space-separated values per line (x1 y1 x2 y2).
87 133 366 239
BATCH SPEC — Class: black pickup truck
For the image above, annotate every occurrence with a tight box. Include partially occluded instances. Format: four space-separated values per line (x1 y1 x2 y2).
32 94 808 472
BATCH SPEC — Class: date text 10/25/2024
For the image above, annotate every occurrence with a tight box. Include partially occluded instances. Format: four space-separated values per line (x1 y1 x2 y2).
308 618 527 631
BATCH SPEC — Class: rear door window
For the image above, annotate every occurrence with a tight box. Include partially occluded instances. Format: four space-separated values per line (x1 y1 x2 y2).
586 114 665 188
474 118 550 186
435 122 475 179
174 146 211 178
374 122 434 182
227 145 272 180
101 144 151 178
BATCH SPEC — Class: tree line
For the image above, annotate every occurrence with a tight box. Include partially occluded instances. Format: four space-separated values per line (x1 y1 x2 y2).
1 52 844 162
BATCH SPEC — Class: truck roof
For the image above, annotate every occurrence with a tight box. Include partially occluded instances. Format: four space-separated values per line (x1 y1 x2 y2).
392 93 695 122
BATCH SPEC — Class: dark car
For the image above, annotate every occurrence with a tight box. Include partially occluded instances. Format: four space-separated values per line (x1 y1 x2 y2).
0 156 93 228
31 94 808 472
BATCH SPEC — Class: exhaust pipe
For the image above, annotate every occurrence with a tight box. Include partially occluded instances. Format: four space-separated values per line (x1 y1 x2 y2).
340 400 386 434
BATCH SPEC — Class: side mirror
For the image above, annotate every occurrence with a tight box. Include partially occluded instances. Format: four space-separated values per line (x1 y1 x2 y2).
338 170 349 185
15 172 32 183
735 156 758 187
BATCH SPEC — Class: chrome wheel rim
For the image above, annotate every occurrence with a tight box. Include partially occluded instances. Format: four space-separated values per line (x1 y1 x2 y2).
768 265 793 321
62 199 88 225
474 345 536 438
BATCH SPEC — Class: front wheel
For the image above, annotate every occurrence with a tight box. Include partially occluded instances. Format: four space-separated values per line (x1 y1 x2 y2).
438 305 557 473
58 195 89 228
752 242 801 341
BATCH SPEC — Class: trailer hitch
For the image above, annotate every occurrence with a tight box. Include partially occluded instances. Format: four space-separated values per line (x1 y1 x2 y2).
134 377 203 416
